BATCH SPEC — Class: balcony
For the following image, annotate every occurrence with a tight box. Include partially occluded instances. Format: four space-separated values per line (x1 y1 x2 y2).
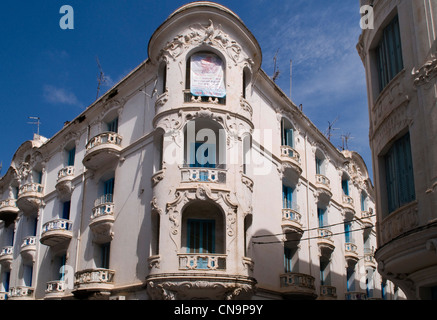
315 174 332 201
45 280 66 299
40 219 73 247
20 236 37 263
73 268 115 297
183 90 226 105
361 208 374 228
56 166 75 199
279 272 317 299
0 199 19 224
319 285 337 300
180 167 227 184
8 286 34 300
16 183 44 215
342 194 355 213
90 195 115 244
281 208 304 240
280 146 302 176
345 291 367 300
317 228 335 256
83 132 122 170
345 243 359 265
364 248 376 268
0 246 13 269
178 253 227 271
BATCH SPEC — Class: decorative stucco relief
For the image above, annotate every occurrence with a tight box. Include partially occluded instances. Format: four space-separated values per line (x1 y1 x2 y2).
412 51 437 88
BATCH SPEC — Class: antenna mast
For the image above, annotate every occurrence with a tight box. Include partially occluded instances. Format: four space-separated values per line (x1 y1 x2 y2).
96 56 107 100
340 133 354 151
289 59 292 99
325 116 339 141
28 116 41 136
272 49 280 82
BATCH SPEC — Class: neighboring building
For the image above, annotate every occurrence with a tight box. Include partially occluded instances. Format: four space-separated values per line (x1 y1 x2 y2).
357 0 437 299
0 1 401 300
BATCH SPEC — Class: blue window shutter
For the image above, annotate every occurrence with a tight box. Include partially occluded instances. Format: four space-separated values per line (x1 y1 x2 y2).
316 158 322 175
286 129 294 148
107 118 119 133
62 201 71 220
68 148 76 166
187 219 215 254
282 186 293 209
103 178 115 201
344 222 351 243
342 179 349 196
318 208 325 228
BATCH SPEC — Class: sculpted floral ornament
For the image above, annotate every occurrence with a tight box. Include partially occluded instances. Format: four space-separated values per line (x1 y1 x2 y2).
160 20 251 66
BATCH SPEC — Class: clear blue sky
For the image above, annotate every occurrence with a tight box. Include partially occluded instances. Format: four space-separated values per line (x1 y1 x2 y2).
0 0 371 178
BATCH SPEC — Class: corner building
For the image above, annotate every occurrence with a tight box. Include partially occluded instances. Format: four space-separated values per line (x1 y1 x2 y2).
0 2 402 300
357 0 437 299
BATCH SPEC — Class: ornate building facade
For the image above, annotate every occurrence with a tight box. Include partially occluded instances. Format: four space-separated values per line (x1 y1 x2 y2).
357 0 437 299
0 2 402 300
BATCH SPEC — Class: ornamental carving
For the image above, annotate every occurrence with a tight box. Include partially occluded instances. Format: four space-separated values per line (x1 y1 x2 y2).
160 20 252 66
412 51 437 88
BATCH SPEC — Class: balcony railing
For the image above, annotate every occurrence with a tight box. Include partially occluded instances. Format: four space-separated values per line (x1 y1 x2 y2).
320 285 337 299
280 146 301 163
40 219 73 247
42 219 73 234
20 236 37 262
342 194 354 207
9 286 34 300
180 167 226 184
86 132 122 150
93 194 114 215
282 207 302 224
45 280 66 296
90 194 115 244
0 199 18 211
315 174 330 188
19 183 44 197
183 90 226 105
279 272 316 296
178 253 227 271
0 246 13 259
74 268 115 292
57 166 75 181
345 291 367 300
17 183 44 215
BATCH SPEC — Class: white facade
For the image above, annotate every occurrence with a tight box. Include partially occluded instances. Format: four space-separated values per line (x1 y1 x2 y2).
357 0 437 299
0 2 402 300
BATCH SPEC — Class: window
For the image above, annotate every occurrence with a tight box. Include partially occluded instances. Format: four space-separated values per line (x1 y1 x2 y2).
344 221 352 243
187 219 215 254
318 208 326 228
320 257 330 286
361 192 367 212
376 15 403 92
282 185 294 209
284 246 298 273
23 265 33 287
100 243 111 269
103 178 115 202
62 201 71 220
316 157 323 175
384 132 415 214
342 177 349 196
346 266 355 292
107 117 119 133
281 119 294 148
58 254 67 280
67 147 76 166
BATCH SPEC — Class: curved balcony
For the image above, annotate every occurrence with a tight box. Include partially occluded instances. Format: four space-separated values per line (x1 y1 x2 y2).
315 174 332 201
178 253 227 271
0 199 19 224
83 132 122 170
45 280 66 300
279 272 317 300
183 90 226 105
180 167 227 184
342 194 355 213
317 228 335 256
361 208 374 228
345 291 367 300
0 246 13 270
17 183 44 216
90 195 115 244
56 166 75 199
364 248 377 268
280 146 302 176
319 285 337 300
73 268 115 298
20 236 37 263
281 208 304 241
8 286 34 300
40 219 73 247
345 243 359 265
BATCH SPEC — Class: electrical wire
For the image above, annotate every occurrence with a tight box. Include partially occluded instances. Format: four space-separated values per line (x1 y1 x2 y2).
252 214 376 240
252 224 374 245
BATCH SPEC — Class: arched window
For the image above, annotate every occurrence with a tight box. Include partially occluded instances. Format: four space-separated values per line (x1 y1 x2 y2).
185 52 226 104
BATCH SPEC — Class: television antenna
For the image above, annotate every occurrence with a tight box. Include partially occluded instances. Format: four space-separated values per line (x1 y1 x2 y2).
272 49 281 82
96 56 108 100
28 116 41 136
340 132 354 151
325 116 339 141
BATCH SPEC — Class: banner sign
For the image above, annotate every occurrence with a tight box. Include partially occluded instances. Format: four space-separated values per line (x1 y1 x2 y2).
190 53 226 98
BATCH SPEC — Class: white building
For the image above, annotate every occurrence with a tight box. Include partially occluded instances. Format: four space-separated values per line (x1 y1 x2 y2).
357 0 437 299
0 1 401 300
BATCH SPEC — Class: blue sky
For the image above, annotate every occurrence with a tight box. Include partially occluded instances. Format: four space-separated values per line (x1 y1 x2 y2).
0 1 371 179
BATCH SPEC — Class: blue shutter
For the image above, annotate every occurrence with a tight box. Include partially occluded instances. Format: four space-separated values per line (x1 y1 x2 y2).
107 118 119 133
344 222 351 243
286 129 294 148
342 179 349 196
68 148 76 166
284 247 292 273
187 219 215 255
62 201 71 220
316 158 322 175
318 208 325 228
282 186 293 209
